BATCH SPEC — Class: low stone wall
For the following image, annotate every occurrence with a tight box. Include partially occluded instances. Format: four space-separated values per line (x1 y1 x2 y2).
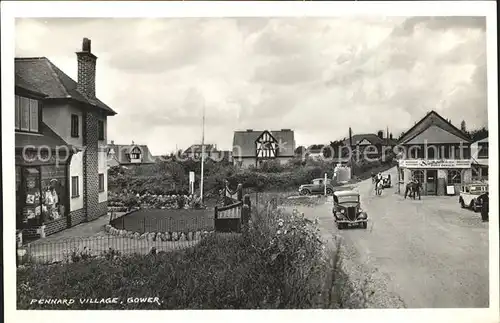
104 223 212 242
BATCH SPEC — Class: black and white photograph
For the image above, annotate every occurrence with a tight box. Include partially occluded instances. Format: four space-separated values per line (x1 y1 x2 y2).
1 1 498 322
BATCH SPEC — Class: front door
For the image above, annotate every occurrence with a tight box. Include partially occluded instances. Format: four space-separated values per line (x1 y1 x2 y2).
426 170 437 195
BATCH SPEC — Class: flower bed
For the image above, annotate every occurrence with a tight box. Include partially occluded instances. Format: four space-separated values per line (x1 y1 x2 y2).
108 191 204 212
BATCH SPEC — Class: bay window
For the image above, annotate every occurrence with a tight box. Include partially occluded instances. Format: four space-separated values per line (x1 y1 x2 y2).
15 95 40 133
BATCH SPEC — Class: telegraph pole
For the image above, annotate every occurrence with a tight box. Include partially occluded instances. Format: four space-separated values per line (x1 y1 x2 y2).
200 100 206 204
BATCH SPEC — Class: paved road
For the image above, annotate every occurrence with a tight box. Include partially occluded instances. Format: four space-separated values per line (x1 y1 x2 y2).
288 167 489 308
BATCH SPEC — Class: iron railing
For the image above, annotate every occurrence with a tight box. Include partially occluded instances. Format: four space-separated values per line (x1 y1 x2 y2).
18 234 204 265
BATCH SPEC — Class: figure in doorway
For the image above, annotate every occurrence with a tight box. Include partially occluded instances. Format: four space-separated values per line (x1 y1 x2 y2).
404 177 421 200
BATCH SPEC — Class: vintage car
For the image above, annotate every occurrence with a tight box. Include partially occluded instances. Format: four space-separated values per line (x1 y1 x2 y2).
299 178 334 195
382 175 392 188
459 183 489 212
332 190 368 229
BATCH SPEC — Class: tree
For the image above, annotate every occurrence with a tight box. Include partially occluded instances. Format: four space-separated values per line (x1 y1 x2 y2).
327 140 346 158
460 120 467 133
469 127 488 142
295 146 306 156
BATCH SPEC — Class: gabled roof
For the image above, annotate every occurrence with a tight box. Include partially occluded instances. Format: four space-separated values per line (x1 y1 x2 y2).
15 57 117 116
15 122 70 149
343 134 385 146
107 143 156 165
398 110 471 144
183 144 216 154
232 129 295 157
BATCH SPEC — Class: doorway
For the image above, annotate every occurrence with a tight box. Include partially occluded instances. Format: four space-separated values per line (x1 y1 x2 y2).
426 170 438 195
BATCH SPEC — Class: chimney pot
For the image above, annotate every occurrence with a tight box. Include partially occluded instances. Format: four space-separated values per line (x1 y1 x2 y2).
82 38 91 53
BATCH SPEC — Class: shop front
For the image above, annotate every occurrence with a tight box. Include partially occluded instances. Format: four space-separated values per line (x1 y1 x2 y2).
16 148 73 240
398 159 472 196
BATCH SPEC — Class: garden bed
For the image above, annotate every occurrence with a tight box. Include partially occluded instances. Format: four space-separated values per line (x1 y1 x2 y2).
110 208 214 234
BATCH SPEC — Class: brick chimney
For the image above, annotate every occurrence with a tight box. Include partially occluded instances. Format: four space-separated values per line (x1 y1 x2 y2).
76 38 97 98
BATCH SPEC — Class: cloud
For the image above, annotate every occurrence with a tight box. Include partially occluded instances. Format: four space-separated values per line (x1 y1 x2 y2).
15 17 487 155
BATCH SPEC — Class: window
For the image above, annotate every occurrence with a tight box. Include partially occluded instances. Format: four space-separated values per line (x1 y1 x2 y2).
15 95 39 132
98 120 105 140
130 147 141 159
441 145 451 159
15 96 20 129
29 99 39 132
478 143 488 158
451 145 469 159
482 166 488 177
447 170 462 185
98 174 105 192
71 114 79 137
71 176 79 197
426 146 437 159
411 170 425 184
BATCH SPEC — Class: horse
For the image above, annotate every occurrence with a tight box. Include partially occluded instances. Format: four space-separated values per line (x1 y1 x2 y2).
404 181 421 200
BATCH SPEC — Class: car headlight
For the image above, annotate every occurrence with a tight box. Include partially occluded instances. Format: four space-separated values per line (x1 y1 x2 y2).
340 209 345 214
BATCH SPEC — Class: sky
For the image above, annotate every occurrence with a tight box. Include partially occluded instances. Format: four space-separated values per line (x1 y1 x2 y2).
15 17 487 156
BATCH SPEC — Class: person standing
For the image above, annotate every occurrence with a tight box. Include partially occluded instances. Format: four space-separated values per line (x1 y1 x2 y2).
481 193 489 222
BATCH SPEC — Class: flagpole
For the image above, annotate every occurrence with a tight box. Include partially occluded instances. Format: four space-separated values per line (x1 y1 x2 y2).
200 100 206 204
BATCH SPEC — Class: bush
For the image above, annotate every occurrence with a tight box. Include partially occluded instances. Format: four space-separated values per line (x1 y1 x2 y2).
17 197 342 309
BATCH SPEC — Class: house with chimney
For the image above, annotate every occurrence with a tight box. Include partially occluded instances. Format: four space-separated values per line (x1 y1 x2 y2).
107 140 156 168
15 38 116 240
232 129 296 168
343 130 397 160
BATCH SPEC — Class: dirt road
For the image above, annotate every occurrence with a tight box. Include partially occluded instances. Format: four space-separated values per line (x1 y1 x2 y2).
287 167 489 308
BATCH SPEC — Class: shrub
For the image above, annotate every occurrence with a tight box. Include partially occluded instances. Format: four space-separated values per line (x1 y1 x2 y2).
17 198 344 309
123 195 139 209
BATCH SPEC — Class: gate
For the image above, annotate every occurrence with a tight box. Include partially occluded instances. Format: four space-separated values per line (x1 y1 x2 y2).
214 201 244 233
215 181 251 233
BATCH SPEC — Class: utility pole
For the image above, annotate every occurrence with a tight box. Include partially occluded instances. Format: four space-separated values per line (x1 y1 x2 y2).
200 100 206 204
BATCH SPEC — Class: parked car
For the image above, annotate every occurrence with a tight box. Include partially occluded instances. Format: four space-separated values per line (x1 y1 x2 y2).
459 183 488 212
332 190 368 229
299 178 334 195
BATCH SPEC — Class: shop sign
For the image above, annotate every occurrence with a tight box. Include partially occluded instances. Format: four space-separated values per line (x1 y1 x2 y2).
399 159 471 169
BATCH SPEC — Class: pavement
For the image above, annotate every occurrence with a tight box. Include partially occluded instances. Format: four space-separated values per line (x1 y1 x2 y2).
285 167 489 308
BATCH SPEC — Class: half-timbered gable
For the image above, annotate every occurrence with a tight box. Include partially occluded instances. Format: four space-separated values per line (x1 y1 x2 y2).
232 129 295 168
255 131 279 159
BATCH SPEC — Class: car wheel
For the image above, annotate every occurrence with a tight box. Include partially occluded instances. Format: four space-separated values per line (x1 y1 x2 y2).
362 222 367 229
471 200 478 212
326 188 333 195
337 223 343 230
460 198 465 208
300 189 310 196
